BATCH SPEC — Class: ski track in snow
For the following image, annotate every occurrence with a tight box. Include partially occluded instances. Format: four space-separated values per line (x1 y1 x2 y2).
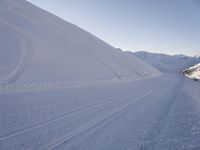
1 74 199 150
0 0 200 150
46 91 155 150
52 75 181 150
0 91 134 141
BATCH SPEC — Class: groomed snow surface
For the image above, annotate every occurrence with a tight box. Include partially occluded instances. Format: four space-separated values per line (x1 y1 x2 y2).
1 0 200 150
1 75 200 150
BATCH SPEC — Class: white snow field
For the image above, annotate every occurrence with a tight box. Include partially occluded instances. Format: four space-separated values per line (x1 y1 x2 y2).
1 74 200 150
1 0 200 150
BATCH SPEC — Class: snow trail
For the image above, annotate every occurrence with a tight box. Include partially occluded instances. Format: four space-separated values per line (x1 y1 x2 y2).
0 74 187 150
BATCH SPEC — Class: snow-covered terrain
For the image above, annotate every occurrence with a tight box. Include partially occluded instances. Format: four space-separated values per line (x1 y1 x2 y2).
134 51 200 73
1 0 200 150
182 63 200 80
1 74 200 150
0 0 159 89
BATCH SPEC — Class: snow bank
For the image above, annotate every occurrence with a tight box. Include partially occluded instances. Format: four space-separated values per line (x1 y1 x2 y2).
0 0 159 89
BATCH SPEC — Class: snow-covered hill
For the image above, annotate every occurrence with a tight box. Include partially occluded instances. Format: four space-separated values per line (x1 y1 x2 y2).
182 63 200 80
3 1 200 150
0 0 159 88
134 51 200 73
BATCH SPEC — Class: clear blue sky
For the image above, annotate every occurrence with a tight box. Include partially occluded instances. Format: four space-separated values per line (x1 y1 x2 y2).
27 0 200 56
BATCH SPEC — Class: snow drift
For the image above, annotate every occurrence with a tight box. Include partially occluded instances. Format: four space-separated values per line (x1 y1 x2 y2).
0 0 159 88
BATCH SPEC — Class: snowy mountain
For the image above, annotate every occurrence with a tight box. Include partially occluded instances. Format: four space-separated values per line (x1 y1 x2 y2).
0 0 159 89
182 63 200 80
134 51 200 73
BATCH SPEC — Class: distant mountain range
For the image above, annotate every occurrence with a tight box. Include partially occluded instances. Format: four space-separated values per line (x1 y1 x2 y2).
134 51 200 73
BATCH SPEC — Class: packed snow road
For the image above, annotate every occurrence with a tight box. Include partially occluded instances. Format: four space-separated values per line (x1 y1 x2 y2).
0 74 200 150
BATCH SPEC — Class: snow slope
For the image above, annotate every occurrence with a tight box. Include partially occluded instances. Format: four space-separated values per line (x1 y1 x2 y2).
0 0 159 88
182 63 200 80
134 51 200 73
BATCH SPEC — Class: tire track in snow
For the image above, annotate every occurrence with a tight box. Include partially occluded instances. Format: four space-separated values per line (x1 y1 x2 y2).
46 91 155 150
0 91 135 142
0 15 34 88
47 76 172 150
0 76 170 150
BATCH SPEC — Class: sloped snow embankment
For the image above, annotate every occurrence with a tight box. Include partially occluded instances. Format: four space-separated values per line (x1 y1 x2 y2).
0 0 160 91
0 0 33 89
